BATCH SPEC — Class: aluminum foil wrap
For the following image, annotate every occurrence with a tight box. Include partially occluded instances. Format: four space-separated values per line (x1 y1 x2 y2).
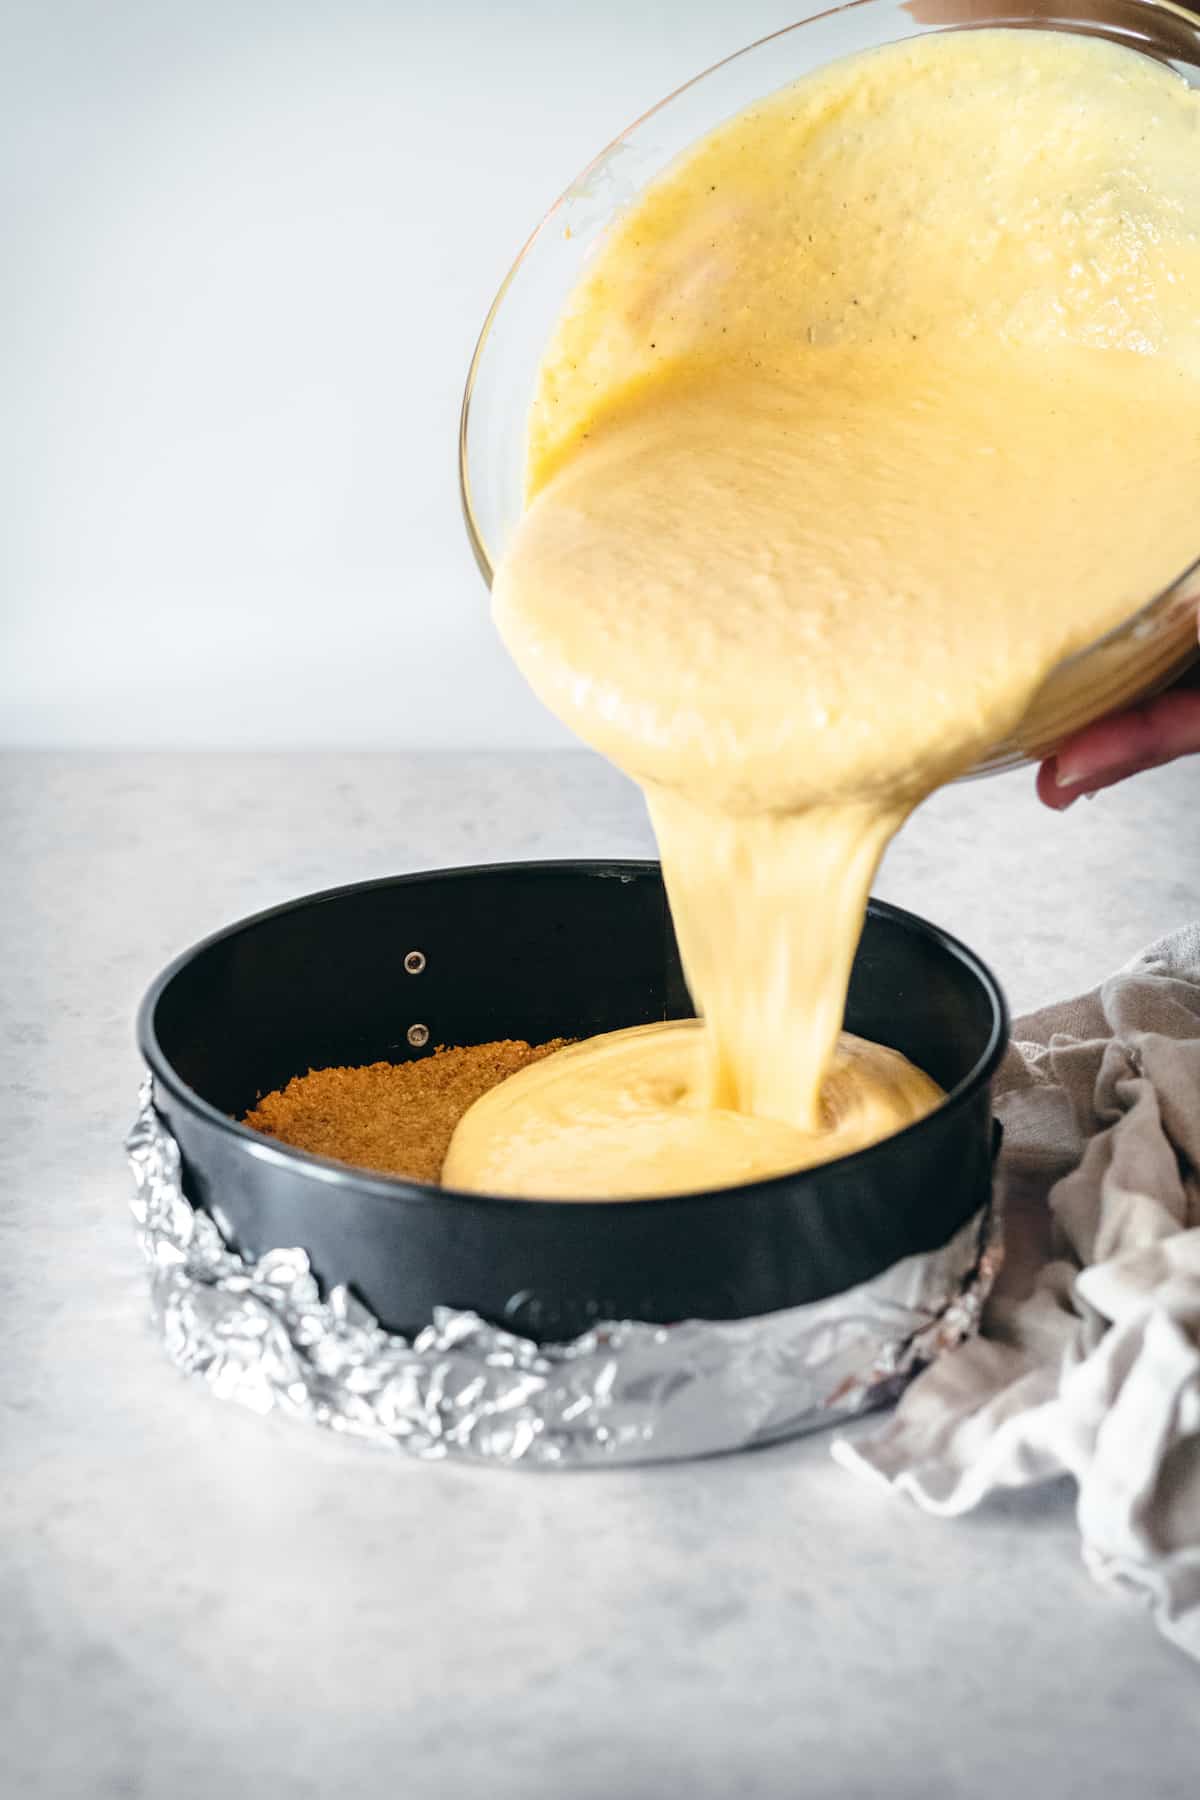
127 1080 1002 1467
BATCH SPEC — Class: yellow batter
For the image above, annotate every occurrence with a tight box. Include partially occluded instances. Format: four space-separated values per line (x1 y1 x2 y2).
444 29 1200 1200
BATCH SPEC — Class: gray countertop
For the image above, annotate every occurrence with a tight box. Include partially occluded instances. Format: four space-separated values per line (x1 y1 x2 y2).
4 749 1199 1800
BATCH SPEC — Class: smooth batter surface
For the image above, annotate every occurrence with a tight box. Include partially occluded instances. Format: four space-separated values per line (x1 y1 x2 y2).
442 1019 942 1199
446 29 1200 1199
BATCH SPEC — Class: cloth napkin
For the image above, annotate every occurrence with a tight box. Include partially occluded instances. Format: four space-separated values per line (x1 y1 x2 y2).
834 924 1200 1660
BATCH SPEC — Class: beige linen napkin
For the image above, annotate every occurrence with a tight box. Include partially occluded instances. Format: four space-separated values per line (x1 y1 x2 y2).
834 925 1200 1660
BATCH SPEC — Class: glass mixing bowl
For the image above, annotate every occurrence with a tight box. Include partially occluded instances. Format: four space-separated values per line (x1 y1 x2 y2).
459 0 1200 774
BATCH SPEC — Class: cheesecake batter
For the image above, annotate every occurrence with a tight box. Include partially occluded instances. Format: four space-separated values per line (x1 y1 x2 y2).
444 29 1200 1200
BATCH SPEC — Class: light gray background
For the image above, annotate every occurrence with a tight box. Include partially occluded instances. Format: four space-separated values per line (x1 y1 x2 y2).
3 0 793 748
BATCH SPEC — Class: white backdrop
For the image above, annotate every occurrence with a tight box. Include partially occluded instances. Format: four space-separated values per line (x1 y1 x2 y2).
2 0 790 747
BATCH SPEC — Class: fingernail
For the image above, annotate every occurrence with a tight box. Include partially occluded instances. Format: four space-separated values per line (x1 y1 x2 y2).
1044 758 1082 806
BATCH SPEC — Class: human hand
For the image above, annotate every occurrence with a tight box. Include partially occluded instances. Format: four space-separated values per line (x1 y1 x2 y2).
901 0 1199 68
1037 644 1200 810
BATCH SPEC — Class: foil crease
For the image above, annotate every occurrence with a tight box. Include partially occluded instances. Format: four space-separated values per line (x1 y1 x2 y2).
126 1080 1002 1467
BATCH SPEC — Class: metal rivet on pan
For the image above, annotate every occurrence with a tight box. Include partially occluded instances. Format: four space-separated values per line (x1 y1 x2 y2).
404 949 426 975
407 1023 430 1048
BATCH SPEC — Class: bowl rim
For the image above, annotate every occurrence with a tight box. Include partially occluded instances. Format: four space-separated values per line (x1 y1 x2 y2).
458 0 1200 682
137 858 1010 1211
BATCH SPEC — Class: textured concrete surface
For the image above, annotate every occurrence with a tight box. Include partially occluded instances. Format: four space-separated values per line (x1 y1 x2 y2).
4 750 1199 1800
